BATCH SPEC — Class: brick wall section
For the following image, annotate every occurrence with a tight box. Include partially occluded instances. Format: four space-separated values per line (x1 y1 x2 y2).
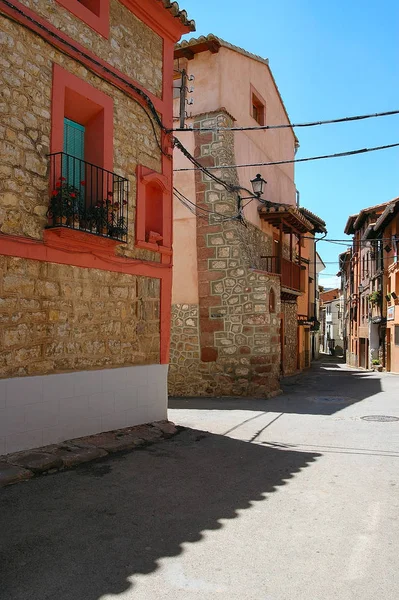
0 256 160 378
282 300 298 375
0 15 161 263
18 0 163 97
169 110 281 397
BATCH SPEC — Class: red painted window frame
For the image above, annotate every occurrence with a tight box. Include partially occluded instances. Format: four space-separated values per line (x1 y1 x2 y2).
51 64 114 171
136 165 172 256
250 84 266 126
56 0 110 38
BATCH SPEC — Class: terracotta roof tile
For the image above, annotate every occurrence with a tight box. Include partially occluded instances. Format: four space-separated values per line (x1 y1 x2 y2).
159 1 195 31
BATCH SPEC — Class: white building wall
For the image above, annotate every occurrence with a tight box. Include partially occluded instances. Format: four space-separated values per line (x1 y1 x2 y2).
0 365 168 455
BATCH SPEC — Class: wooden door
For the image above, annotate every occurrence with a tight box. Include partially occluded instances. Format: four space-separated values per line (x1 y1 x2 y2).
387 329 391 372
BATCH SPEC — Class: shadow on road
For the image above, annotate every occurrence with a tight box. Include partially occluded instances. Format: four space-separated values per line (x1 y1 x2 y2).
0 429 319 600
169 357 383 416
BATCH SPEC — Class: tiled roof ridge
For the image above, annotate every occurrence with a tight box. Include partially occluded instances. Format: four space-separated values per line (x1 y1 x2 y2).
160 1 196 31
176 34 269 66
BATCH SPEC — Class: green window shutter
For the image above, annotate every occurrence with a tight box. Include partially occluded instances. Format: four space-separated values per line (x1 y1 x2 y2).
64 118 85 158
63 118 85 189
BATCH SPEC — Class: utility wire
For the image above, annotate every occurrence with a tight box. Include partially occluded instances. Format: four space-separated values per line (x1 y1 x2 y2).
174 142 399 171
171 109 399 132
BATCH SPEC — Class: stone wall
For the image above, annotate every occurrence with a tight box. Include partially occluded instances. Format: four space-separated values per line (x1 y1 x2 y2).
169 110 281 398
0 256 160 378
18 0 163 97
0 14 161 262
282 300 298 375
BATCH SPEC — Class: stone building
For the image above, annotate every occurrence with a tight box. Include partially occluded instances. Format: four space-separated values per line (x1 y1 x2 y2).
0 0 194 454
170 35 326 397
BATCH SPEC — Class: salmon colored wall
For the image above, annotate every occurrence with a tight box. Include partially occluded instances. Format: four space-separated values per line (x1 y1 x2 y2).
172 131 198 304
173 45 297 237
172 44 298 306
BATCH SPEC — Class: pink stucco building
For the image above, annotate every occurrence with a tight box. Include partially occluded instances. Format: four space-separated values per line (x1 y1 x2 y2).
170 35 325 397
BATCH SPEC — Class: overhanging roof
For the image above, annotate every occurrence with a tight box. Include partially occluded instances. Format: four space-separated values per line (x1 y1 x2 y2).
258 202 314 234
299 207 327 233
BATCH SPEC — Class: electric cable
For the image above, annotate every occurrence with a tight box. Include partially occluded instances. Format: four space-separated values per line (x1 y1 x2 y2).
171 109 399 132
174 142 399 171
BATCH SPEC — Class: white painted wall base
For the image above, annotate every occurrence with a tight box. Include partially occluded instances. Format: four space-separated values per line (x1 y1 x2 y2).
0 364 168 455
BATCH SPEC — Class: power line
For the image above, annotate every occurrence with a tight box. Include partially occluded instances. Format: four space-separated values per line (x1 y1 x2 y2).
171 109 399 133
174 142 399 171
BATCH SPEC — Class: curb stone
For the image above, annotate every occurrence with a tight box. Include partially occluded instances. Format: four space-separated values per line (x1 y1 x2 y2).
0 420 178 488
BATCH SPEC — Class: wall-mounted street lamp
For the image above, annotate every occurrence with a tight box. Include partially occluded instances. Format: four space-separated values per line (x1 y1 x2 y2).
358 284 364 294
250 173 267 198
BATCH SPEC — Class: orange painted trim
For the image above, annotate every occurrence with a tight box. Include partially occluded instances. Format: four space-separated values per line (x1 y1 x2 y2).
136 165 172 255
56 0 110 38
1 0 164 115
0 232 172 364
51 64 114 171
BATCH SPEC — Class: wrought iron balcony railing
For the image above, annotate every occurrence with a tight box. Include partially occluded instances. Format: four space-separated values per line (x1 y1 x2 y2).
262 255 302 292
47 152 129 242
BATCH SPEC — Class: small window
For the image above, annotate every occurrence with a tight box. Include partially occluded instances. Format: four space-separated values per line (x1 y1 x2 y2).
251 88 265 126
78 0 100 16
56 0 109 38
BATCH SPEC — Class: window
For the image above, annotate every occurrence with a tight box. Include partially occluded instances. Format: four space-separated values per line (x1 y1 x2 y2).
250 86 265 126
56 0 110 38
395 326 399 346
136 166 171 253
51 64 114 171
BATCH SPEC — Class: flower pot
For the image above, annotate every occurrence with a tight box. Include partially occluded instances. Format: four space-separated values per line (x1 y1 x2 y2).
54 215 67 226
99 226 108 235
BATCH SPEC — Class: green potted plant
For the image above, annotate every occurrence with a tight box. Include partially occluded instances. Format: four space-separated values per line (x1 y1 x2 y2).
371 358 383 372
47 177 81 226
369 290 381 305
109 216 128 239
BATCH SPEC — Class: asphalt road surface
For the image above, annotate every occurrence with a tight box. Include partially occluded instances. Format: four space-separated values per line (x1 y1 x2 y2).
1 357 399 599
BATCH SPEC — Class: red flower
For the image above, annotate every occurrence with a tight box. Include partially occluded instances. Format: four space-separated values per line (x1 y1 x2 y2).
56 181 61 188
52 190 58 196
70 193 76 198
123 200 128 205
80 180 86 186
58 176 66 181
113 202 119 208
107 191 114 197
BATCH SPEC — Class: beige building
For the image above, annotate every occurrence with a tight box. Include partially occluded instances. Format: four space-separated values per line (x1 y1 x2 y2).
0 0 193 454
170 35 325 397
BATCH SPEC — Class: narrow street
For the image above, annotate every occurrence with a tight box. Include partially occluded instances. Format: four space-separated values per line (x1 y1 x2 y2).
1 357 399 600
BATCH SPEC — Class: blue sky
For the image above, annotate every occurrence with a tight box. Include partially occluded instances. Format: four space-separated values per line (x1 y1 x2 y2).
180 0 399 286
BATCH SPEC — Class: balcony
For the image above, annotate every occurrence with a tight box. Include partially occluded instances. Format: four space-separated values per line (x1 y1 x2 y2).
47 152 129 242
262 256 302 292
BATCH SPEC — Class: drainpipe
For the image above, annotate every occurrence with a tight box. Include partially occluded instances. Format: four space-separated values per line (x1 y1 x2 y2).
296 190 300 207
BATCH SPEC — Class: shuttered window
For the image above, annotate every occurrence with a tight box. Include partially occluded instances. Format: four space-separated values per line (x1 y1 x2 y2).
63 118 85 188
